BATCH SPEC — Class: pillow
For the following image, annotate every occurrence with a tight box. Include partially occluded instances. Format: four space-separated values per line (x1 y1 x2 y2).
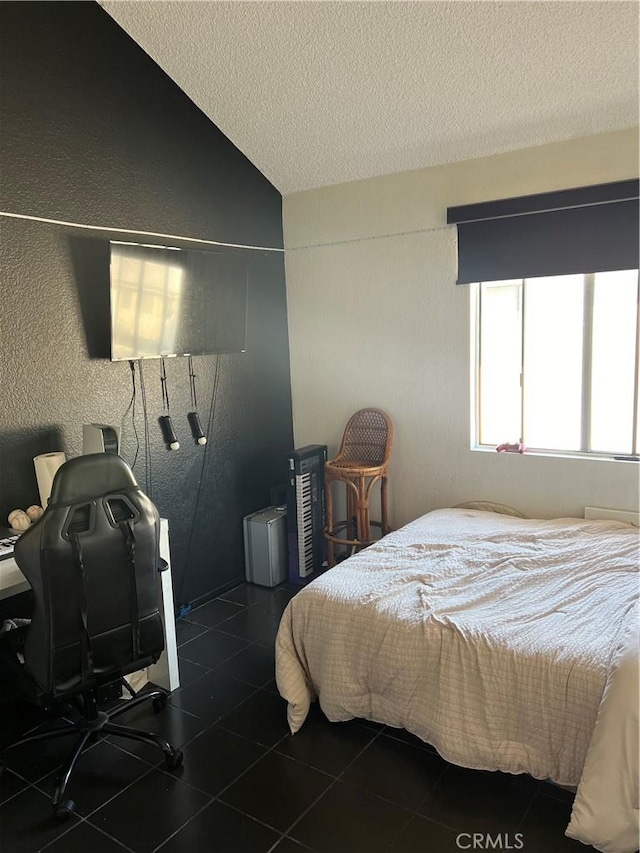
454 501 526 518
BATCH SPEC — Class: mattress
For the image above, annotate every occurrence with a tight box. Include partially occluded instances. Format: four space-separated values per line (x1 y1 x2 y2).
275 508 639 787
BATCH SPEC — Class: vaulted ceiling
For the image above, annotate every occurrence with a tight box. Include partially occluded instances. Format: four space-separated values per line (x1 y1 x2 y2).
101 1 639 194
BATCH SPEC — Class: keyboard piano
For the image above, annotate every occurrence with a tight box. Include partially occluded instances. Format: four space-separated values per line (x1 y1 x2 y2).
0 527 19 561
286 445 327 583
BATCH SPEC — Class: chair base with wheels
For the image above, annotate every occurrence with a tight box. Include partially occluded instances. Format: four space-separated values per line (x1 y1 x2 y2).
323 408 393 568
0 681 182 820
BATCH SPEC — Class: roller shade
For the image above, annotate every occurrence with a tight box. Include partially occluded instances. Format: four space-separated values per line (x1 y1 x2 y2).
447 179 639 284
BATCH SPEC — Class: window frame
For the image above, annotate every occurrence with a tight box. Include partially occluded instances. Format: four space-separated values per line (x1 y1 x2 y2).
471 271 640 460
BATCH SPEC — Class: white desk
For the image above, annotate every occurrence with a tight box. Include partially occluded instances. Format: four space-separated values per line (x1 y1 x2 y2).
0 518 180 692
0 557 30 600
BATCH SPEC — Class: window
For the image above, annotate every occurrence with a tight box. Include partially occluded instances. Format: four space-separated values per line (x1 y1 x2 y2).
447 179 640 458
475 270 640 457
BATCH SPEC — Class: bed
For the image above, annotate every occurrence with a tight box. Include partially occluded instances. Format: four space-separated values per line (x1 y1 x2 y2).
275 507 639 853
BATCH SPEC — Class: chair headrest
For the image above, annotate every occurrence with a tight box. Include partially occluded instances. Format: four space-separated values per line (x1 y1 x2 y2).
48 454 139 506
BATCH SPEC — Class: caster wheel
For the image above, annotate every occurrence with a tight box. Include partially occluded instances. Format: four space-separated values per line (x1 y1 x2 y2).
152 694 167 713
54 800 75 821
165 749 183 771
0 760 6 779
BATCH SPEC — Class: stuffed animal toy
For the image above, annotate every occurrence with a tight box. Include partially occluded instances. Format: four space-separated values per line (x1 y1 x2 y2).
7 505 44 531
25 505 44 522
8 509 31 531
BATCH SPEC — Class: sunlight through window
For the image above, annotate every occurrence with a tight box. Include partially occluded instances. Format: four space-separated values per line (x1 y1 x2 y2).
476 271 640 457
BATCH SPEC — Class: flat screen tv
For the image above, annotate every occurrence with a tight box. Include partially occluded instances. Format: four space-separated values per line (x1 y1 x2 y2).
109 241 248 360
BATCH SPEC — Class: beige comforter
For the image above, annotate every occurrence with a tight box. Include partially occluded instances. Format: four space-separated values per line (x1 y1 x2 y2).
275 509 639 786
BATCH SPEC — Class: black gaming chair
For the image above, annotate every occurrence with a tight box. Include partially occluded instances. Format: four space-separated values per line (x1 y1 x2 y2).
0 454 183 819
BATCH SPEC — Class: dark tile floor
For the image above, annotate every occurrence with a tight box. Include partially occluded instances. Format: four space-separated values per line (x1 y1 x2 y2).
0 582 596 853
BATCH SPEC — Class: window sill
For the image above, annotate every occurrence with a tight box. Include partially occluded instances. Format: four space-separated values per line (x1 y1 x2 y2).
471 445 638 463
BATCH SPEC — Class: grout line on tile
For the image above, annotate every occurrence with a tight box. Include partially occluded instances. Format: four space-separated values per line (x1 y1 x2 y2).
148 794 215 853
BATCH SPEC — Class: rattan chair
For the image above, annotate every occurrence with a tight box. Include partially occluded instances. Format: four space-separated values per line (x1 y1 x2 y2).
323 408 393 567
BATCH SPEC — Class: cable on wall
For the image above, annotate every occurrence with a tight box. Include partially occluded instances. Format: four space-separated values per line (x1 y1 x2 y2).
120 360 140 471
0 210 284 253
286 222 450 251
176 353 222 614
138 360 152 499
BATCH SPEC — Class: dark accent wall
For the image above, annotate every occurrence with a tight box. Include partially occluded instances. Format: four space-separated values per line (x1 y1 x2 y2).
0 1 294 606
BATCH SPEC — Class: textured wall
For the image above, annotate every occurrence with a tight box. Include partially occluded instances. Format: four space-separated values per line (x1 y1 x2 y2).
284 130 640 525
0 1 293 606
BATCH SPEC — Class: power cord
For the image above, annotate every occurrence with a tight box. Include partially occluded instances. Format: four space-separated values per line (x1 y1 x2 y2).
175 354 222 613
120 360 140 471
138 360 152 499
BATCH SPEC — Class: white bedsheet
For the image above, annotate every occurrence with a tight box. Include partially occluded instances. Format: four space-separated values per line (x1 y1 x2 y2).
276 509 639 845
567 613 639 853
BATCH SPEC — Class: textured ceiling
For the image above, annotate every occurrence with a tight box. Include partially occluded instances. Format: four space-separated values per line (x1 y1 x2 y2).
100 1 639 195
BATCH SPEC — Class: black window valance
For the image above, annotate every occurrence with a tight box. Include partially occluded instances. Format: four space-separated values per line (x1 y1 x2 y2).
447 179 639 284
